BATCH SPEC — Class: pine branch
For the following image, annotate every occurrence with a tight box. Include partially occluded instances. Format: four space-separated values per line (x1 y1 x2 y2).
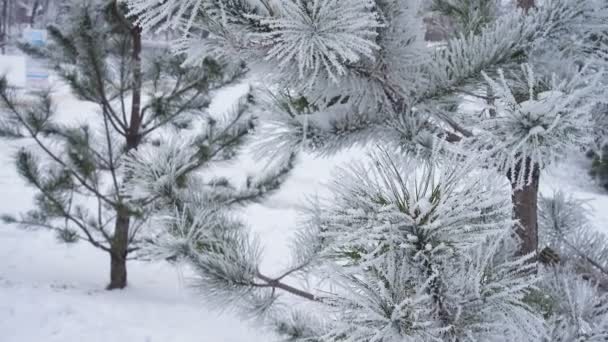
255 271 317 301
80 29 129 134
226 152 296 206
10 216 85 243
539 192 608 279
0 90 119 207
46 25 78 62
18 168 112 253
0 116 24 138
40 124 115 169
140 86 209 136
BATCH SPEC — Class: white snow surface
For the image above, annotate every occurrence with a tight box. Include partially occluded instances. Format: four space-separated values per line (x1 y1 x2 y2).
0 55 27 88
1 73 608 341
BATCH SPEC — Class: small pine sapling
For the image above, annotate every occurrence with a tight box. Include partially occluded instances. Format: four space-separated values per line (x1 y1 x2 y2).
0 0 252 289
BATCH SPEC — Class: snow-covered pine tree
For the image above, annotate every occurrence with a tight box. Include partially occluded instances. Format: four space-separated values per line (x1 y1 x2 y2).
0 0 275 289
123 0 608 339
126 145 550 340
128 0 608 259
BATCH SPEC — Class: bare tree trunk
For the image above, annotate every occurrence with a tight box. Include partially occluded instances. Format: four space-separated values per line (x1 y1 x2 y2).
107 23 143 290
30 0 40 26
1 0 7 54
127 26 142 148
508 158 540 259
107 207 130 289
6 0 11 43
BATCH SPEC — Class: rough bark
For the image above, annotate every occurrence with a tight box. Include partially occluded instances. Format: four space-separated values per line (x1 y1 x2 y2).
107 207 130 289
508 159 540 259
107 23 143 290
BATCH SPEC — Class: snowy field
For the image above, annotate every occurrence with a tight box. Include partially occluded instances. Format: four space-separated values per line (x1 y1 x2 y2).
1 75 608 341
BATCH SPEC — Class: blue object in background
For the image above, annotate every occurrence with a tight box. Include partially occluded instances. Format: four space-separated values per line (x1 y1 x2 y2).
29 31 45 47
23 29 47 47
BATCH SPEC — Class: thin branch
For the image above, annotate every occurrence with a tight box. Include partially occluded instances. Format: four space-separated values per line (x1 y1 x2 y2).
434 110 474 139
128 217 147 244
82 34 129 133
553 219 608 276
13 219 88 241
31 181 112 253
0 91 119 207
562 238 608 276
274 262 311 282
141 85 209 136
255 271 317 301
44 127 114 168
457 88 498 101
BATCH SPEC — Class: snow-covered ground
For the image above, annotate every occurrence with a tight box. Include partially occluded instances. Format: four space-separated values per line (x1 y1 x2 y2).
0 72 354 341
1 75 608 341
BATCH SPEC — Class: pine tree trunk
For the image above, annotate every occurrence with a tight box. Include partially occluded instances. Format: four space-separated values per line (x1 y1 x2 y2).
1 0 7 54
107 22 143 290
511 167 540 255
509 161 540 259
29 0 40 26
107 208 130 289
510 0 537 261
127 26 142 148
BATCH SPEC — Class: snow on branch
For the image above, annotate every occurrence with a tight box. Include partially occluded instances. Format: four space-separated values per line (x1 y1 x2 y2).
252 0 381 84
540 265 608 341
128 0 382 87
420 0 608 104
539 191 608 285
474 64 601 188
320 240 542 341
308 148 514 266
